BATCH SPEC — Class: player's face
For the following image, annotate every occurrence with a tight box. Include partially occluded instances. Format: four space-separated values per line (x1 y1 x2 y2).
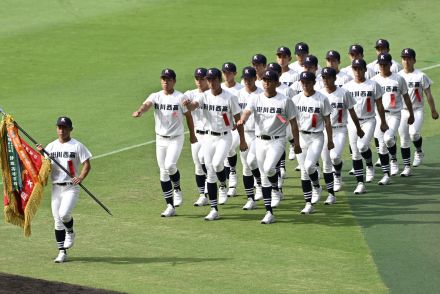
402 56 416 71
222 71 236 83
379 63 391 75
276 54 291 67
300 80 315 93
207 77 221 91
376 47 389 55
161 77 175 92
352 67 366 81
326 58 340 70
243 77 256 88
296 53 307 64
252 63 266 76
349 53 362 61
304 65 317 74
57 125 72 142
262 78 277 92
194 76 208 90
322 76 336 88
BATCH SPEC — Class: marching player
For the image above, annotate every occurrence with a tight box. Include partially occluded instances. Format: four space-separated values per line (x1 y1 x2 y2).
133 69 197 217
372 53 414 182
343 59 388 193
251 54 267 89
293 71 333 213
290 55 323 96
237 66 264 209
38 117 92 263
341 45 376 80
289 42 322 74
185 68 210 206
398 48 438 173
322 50 352 88
184 68 247 221
221 62 244 197
319 67 364 203
368 39 402 75
237 69 301 223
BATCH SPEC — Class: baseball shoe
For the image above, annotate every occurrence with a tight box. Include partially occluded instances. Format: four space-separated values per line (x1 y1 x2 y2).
413 151 424 167
375 158 381 167
64 231 75 249
204 208 219 221
311 186 322 204
280 167 287 179
348 168 354 175
324 194 336 205
218 186 228 205
295 164 301 171
334 176 342 192
161 204 176 217
271 189 283 208
378 174 391 185
400 166 412 177
229 171 237 187
227 187 237 197
278 176 284 189
254 185 263 201
366 166 375 182
193 195 208 207
260 211 275 224
173 189 183 207
390 160 399 176
354 182 366 195
300 202 314 214
288 146 296 160
242 198 257 210
54 251 67 263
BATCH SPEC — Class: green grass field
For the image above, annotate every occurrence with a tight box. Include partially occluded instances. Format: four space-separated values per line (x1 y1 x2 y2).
1 0 439 293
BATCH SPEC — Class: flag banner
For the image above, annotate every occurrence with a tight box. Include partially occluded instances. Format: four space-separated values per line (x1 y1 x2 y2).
0 115 51 236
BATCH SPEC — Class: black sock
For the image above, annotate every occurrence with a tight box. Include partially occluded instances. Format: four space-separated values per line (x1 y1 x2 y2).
309 170 320 187
195 174 206 194
379 153 390 176
301 180 312 203
333 162 343 177
280 152 286 169
251 168 262 186
228 155 237 171
55 229 66 252
262 186 272 213
353 159 364 183
160 180 174 206
387 144 397 161
63 218 74 234
207 182 218 210
361 148 373 166
216 169 227 187
401 147 411 166
323 173 334 195
413 137 423 152
201 164 207 174
268 174 279 191
169 170 181 191
243 175 255 200
349 144 353 155
224 166 231 180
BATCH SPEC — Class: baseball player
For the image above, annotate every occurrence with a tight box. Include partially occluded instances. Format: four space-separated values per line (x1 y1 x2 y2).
319 67 364 203
372 53 414 183
343 59 388 194
184 68 210 206
37 117 92 263
237 66 264 209
293 71 333 214
398 48 438 173
321 50 352 88
237 69 301 224
250 54 267 89
368 39 402 75
289 42 322 74
290 55 323 96
221 62 244 197
133 69 197 217
341 45 376 80
184 68 247 221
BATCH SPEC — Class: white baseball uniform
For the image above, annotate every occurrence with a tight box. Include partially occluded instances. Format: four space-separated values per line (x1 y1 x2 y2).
341 65 376 80
368 59 402 75
222 83 244 158
316 70 352 88
280 69 300 87
289 61 322 75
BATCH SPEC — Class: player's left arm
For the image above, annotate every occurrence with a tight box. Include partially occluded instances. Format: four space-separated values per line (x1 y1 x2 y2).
402 93 415 124
348 108 365 138
184 111 197 144
71 159 91 185
289 118 301 154
323 115 334 150
375 98 389 132
424 87 439 119
234 113 248 151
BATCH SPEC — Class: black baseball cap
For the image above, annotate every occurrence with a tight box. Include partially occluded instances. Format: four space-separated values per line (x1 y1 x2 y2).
377 53 392 65
267 62 282 75
321 67 337 78
206 68 222 79
299 71 316 81
56 117 73 128
375 39 390 49
326 50 341 61
277 46 291 57
252 54 267 65
241 66 257 79
351 58 367 69
262 70 279 81
303 55 318 67
160 68 176 79
222 62 237 73
294 42 309 54
401 48 416 58
348 44 364 55
194 67 207 78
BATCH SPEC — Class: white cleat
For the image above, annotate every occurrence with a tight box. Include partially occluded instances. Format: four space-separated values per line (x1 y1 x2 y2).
260 211 275 224
400 166 412 177
375 158 381 167
366 166 375 183
354 182 366 195
242 198 257 210
204 208 219 221
173 189 183 207
229 172 238 187
54 251 67 263
390 160 399 176
193 195 209 207
334 176 342 192
218 186 228 205
227 187 237 197
300 202 314 214
311 186 322 204
348 168 355 175
324 194 336 205
295 165 301 171
271 189 283 208
378 174 391 185
278 176 284 190
64 232 75 249
161 204 176 217
288 145 296 160
413 151 424 167
254 185 263 201
280 167 287 179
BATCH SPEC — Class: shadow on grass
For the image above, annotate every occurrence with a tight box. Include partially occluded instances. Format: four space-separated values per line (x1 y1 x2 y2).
70 256 229 265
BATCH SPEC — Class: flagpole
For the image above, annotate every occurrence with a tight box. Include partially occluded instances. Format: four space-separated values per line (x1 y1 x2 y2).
0 108 113 216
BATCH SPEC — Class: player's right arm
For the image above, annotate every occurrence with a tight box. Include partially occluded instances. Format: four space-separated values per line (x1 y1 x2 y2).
348 108 365 138
132 100 153 117
289 118 301 154
237 110 251 126
424 87 439 120
375 98 389 132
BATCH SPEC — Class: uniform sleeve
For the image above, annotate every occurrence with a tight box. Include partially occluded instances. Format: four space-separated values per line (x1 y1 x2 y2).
373 81 383 100
345 90 357 110
180 93 189 114
144 92 156 105
321 96 332 117
245 94 257 112
285 98 298 120
398 75 408 95
422 73 433 89
229 95 241 116
77 142 92 163
286 87 295 99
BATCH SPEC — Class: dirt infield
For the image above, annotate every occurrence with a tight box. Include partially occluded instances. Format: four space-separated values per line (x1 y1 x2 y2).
0 273 124 294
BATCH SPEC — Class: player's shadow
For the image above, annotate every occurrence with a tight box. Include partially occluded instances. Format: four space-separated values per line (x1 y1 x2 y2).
70 256 229 265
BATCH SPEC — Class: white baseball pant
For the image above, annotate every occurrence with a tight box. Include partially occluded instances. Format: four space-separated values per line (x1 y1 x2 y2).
348 118 376 160
191 132 206 175
321 127 347 173
52 184 80 230
375 112 401 154
240 131 258 176
204 132 232 183
398 108 424 148
255 137 285 186
297 132 324 180
156 134 184 181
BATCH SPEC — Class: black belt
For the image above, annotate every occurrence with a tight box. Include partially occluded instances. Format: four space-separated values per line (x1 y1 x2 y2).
196 130 207 135
358 117 374 121
54 182 72 186
258 135 280 140
384 110 390 113
332 125 346 129
209 131 228 136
